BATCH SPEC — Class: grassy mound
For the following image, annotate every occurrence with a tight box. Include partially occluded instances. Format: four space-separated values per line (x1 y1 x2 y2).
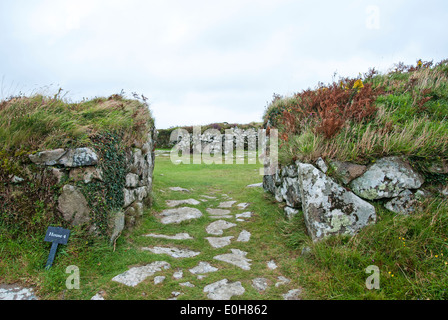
264 59 448 167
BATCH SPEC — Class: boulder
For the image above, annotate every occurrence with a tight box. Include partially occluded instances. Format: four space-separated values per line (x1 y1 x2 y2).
350 157 424 200
58 148 98 168
297 163 376 241
58 185 91 226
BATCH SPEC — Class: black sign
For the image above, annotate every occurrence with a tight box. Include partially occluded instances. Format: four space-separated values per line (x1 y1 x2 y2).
44 227 70 269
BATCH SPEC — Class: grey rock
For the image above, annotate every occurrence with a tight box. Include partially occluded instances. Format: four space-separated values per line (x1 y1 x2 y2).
284 206 299 220
263 174 276 194
281 177 302 208
154 276 166 285
237 203 250 209
205 236 234 248
29 149 66 166
159 207 203 224
218 201 237 208
51 168 66 183
247 182 263 188
213 249 252 270
166 199 201 207
206 220 237 235
109 210 125 244
283 289 302 300
142 246 200 258
125 173 140 188
267 260 278 270
275 276 291 287
70 167 103 183
252 278 269 292
350 157 424 200
180 282 195 288
428 160 448 174
111 261 171 287
203 279 245 300
298 163 376 241
90 293 105 300
143 233 193 240
206 208 231 216
123 188 136 208
237 230 251 242
385 190 418 215
59 148 98 168
301 246 312 256
58 185 91 226
173 269 183 280
169 187 190 192
189 262 219 275
0 286 38 300
236 212 252 219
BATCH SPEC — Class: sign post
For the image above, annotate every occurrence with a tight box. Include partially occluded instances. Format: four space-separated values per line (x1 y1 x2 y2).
44 226 70 269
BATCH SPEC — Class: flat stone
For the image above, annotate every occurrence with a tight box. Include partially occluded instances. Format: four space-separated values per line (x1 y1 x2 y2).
173 269 183 280
247 183 263 188
237 203 250 210
0 286 38 300
236 212 252 219
210 215 233 219
169 187 190 192
166 199 201 207
29 149 66 166
159 207 203 224
329 160 367 185
213 249 252 270
252 278 269 292
203 279 245 300
111 261 171 287
206 208 231 216
267 260 278 270
218 201 237 208
275 276 291 287
384 189 418 215
237 230 251 242
180 282 195 288
143 233 193 240
70 167 103 183
201 195 217 199
90 293 105 300
189 262 219 275
205 236 234 248
316 157 328 173
59 147 99 168
142 246 200 258
206 220 237 235
154 276 166 285
283 289 302 300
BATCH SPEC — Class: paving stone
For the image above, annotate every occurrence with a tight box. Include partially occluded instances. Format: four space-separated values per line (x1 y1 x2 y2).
218 201 237 208
275 276 291 287
236 212 252 219
237 203 250 209
201 195 217 199
154 276 166 284
247 183 263 188
180 282 195 288
90 293 105 300
0 286 38 300
283 289 302 300
213 249 252 270
166 199 201 207
169 187 190 192
189 262 219 275
205 236 234 248
143 233 193 240
173 269 183 280
237 230 251 242
206 220 237 235
206 208 231 216
142 246 201 258
210 215 234 219
159 207 203 224
111 261 171 287
203 279 245 300
252 278 269 292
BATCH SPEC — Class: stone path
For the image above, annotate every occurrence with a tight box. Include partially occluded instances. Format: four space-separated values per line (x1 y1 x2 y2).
106 190 302 300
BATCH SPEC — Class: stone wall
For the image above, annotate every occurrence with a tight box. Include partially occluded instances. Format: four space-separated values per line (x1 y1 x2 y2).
10 129 157 243
264 156 446 241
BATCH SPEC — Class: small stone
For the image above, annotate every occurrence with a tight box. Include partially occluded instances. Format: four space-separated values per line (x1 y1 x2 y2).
218 201 237 208
206 208 231 216
90 293 105 300
29 149 66 166
267 260 278 270
58 185 90 226
236 212 252 219
247 183 263 188
316 157 328 173
275 276 291 287
10 175 24 183
201 195 217 199
237 230 251 242
213 249 252 270
143 233 193 240
125 173 140 188
205 236 234 248
180 282 195 288
154 276 166 284
159 207 203 224
111 261 171 287
283 289 302 300
58 148 98 168
237 203 250 209
206 220 237 235
252 278 269 292
169 187 190 192
284 207 299 220
142 246 201 258
203 279 245 300
189 262 219 275
166 199 201 207
173 269 183 280
301 246 312 256
385 189 418 215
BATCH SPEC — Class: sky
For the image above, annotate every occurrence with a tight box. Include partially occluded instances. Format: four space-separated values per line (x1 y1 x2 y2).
1 0 447 129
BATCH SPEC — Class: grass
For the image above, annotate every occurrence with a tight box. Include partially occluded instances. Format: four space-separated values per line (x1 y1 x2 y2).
0 152 304 300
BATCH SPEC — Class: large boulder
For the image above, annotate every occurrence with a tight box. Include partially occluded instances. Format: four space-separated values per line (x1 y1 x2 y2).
350 157 424 200
297 163 376 241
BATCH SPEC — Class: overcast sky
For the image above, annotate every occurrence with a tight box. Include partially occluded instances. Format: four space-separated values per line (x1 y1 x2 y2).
1 0 447 129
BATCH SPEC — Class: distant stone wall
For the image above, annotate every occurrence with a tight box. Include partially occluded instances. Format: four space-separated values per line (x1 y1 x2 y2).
8 129 157 243
264 156 447 242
